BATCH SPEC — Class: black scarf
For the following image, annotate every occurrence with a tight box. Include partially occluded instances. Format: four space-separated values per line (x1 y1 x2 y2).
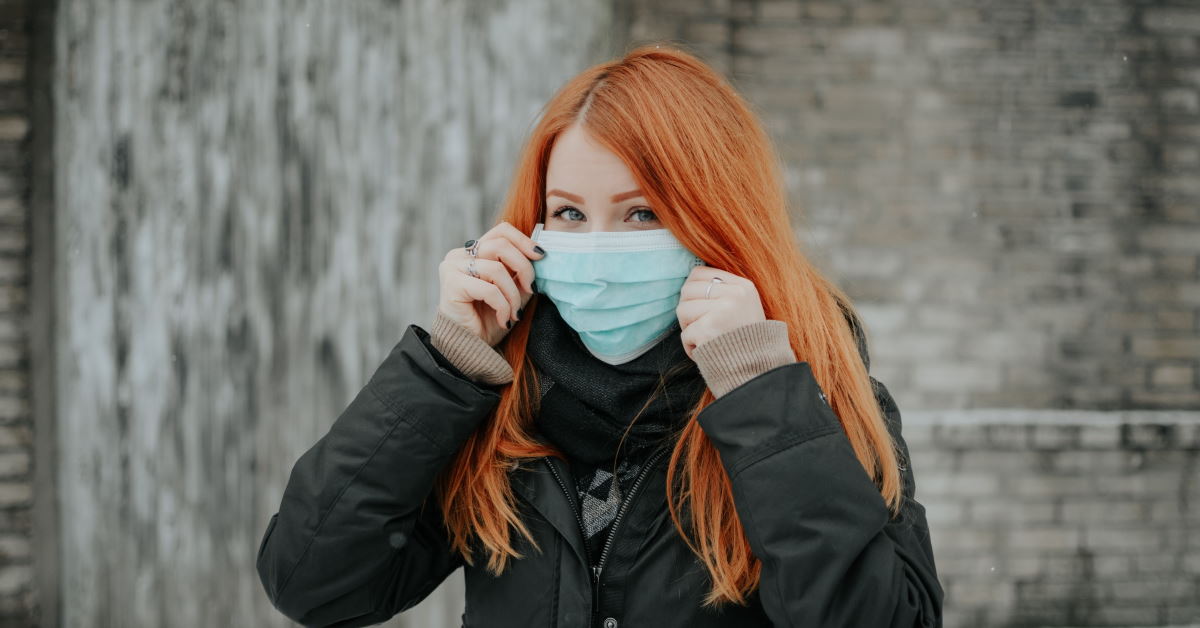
525 297 707 467
525 297 706 563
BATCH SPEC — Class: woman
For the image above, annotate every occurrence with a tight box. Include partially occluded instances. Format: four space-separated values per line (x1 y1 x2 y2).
257 43 943 627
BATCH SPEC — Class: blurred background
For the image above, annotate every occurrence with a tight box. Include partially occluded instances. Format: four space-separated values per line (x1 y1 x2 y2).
4 0 1197 626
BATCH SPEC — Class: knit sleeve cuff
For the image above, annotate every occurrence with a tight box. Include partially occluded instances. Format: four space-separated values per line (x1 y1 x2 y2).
429 309 515 386
691 319 797 399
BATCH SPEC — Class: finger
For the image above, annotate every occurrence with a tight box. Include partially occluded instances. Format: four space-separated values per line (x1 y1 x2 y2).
679 323 700 359
469 258 523 321
680 267 719 302
468 227 542 293
489 238 537 294
680 275 739 302
491 221 546 261
456 272 512 326
450 247 521 315
685 264 744 287
675 299 711 329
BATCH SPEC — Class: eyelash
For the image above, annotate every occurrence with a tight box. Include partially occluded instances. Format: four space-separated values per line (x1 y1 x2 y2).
550 206 659 222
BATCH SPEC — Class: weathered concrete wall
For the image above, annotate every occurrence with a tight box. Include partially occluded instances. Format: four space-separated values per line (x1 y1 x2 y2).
43 1 618 626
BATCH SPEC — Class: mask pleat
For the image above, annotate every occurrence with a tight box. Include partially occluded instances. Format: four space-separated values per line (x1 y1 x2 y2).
528 223 704 364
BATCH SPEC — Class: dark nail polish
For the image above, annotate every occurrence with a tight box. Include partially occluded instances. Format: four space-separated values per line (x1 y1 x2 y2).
506 320 512 329
533 245 546 255
517 307 524 318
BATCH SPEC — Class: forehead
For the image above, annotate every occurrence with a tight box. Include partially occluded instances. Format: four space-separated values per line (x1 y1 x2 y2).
545 124 638 191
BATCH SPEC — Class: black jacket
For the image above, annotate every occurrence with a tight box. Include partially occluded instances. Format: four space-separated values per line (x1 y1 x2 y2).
256 323 944 627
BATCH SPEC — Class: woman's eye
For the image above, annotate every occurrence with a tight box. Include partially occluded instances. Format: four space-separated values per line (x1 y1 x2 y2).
551 206 585 221
549 206 658 223
631 208 658 222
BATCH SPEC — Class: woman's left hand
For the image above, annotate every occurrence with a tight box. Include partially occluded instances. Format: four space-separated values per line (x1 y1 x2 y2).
676 265 766 360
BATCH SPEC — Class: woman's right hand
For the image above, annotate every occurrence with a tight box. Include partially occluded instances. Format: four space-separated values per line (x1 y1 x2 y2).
437 221 545 347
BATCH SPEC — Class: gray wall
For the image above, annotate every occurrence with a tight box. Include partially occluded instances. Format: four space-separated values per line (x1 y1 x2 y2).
37 0 619 625
13 0 1198 627
906 411 1200 626
621 1 1200 625
632 0 1200 410
0 0 33 624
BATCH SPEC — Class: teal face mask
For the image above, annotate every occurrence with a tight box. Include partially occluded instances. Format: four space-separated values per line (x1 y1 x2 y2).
530 222 705 365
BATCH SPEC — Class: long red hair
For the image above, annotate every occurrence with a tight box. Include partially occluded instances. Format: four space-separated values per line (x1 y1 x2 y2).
433 42 903 607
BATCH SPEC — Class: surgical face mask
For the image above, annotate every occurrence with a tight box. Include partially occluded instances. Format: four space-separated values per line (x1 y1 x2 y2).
530 222 705 365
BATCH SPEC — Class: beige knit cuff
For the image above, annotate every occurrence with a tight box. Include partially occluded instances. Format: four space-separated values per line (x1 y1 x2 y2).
429 309 515 386
691 319 797 398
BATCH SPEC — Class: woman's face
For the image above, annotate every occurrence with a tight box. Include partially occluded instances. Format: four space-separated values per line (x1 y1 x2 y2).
542 123 663 233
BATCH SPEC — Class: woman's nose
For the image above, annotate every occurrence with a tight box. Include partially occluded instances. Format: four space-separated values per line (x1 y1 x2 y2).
584 222 624 233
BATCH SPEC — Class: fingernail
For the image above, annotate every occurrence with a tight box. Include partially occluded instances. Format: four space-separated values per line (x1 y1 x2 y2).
506 320 512 329
517 307 524 318
533 245 546 255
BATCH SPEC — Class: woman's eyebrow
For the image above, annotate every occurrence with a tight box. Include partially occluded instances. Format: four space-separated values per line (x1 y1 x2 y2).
547 188 644 203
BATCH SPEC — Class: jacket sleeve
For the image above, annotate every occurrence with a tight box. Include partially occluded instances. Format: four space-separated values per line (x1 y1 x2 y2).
256 323 505 627
695 361 944 627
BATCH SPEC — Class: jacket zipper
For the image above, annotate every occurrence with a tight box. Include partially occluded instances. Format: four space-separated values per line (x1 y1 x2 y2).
544 446 670 626
545 456 594 562
544 456 596 619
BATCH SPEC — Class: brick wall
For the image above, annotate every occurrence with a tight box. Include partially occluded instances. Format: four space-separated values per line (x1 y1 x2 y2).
626 0 1200 411
623 0 1200 625
0 0 30 623
906 412 1199 626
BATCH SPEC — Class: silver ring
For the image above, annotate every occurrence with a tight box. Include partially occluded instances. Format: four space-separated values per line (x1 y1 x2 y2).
464 238 481 278
705 276 724 299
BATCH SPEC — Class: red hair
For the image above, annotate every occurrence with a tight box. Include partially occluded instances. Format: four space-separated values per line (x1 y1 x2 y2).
433 41 904 608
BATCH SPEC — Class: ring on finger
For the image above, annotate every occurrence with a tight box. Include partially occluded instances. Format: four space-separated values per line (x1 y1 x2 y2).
464 238 482 278
705 276 724 299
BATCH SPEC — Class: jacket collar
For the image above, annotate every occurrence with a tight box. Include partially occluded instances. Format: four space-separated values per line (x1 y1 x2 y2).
509 452 673 569
509 456 589 566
